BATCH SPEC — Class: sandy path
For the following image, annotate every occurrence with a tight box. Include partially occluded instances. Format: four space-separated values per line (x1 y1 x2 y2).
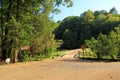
0 49 120 80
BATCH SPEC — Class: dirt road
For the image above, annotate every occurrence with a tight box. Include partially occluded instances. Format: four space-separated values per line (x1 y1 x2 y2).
0 49 120 80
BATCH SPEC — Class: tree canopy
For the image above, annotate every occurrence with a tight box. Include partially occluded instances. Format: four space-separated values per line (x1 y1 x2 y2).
55 7 120 49
0 0 73 62
85 25 120 59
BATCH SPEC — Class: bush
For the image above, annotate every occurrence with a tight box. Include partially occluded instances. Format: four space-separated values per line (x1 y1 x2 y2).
85 26 120 60
18 51 30 62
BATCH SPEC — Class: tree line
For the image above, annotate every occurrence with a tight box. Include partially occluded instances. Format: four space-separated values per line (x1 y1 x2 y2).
55 7 120 49
55 7 120 59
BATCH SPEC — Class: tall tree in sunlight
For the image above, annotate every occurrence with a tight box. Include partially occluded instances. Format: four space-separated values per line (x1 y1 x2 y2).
0 0 73 61
30 15 57 57
80 10 95 25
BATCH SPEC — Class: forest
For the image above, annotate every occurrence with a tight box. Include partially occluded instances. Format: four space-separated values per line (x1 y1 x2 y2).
55 7 120 60
0 0 120 63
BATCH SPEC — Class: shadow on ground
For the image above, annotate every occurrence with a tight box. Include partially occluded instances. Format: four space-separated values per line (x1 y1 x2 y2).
58 57 120 63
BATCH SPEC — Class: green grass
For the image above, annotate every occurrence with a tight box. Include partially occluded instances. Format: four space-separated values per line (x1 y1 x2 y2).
50 50 68 58
31 50 68 61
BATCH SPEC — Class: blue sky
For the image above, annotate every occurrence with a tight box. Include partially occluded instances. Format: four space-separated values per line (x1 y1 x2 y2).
53 0 120 22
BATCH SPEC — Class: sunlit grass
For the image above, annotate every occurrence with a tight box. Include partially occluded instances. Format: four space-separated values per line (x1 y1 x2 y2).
50 50 68 59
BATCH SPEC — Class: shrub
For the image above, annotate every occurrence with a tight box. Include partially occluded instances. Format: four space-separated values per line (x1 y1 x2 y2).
85 26 120 60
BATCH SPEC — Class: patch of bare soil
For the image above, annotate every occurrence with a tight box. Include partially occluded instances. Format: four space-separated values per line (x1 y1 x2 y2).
0 49 120 80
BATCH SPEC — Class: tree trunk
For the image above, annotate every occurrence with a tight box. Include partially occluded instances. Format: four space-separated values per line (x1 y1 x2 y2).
1 0 12 61
13 0 20 63
13 47 18 63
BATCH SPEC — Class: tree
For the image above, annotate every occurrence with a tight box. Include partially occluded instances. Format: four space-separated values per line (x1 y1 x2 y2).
30 15 57 56
55 8 120 49
54 16 81 49
85 25 120 60
109 7 118 14
80 10 94 25
0 0 73 62
62 29 78 49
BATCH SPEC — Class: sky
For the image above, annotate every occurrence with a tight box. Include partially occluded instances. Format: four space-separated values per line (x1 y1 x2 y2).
53 0 120 22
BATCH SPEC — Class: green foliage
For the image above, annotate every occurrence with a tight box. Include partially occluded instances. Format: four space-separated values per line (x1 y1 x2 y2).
30 15 57 55
56 39 63 48
85 37 98 53
85 25 120 60
109 7 118 14
55 0 73 7
80 48 96 58
81 10 94 24
18 51 30 62
55 8 120 49
0 0 73 62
